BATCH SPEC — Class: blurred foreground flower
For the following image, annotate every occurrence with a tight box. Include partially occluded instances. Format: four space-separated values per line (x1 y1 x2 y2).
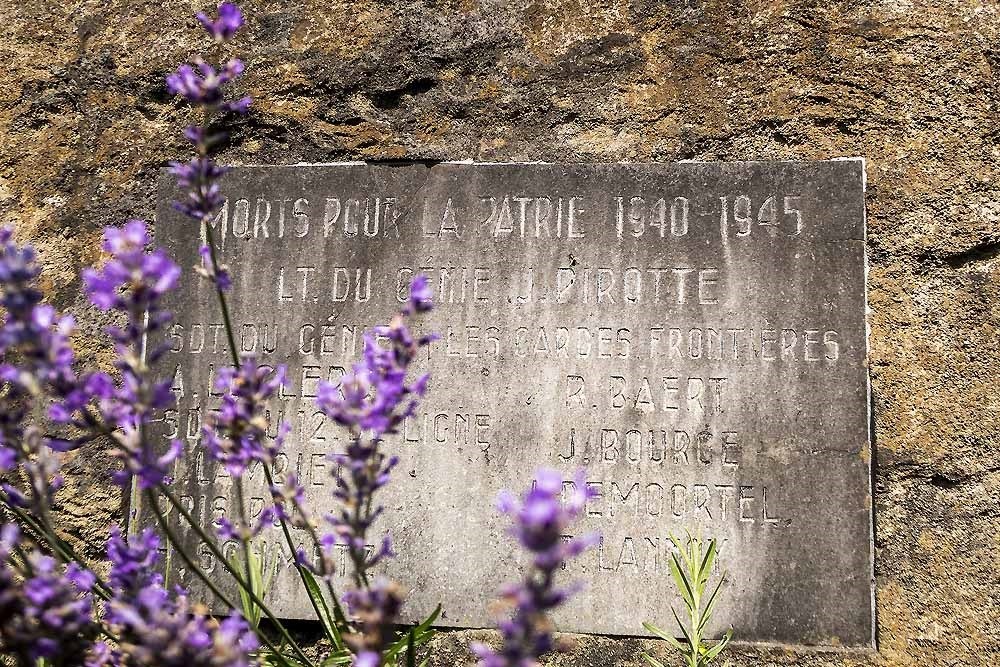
472 469 598 667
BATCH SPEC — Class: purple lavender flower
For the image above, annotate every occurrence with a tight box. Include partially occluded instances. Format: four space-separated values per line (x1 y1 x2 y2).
83 221 183 488
315 285 435 440
86 641 124 667
0 525 98 664
197 244 232 291
472 470 598 667
168 4 250 293
307 277 435 666
106 526 161 597
314 277 434 588
269 472 306 526
167 59 248 109
0 228 74 389
0 429 64 521
0 228 85 433
103 526 259 667
201 357 289 541
112 584 259 667
169 158 231 225
197 2 245 42
407 274 433 313
342 580 404 666
215 505 277 542
203 358 288 476
0 228 95 518
228 95 252 114
83 221 180 325
316 275 436 439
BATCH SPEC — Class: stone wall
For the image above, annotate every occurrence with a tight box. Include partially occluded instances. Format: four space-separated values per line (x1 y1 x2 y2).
1 0 998 665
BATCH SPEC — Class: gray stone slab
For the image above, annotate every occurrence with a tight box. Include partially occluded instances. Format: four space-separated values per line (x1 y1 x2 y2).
142 160 873 647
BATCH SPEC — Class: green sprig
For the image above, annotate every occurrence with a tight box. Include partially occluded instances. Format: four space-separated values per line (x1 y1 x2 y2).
642 534 733 667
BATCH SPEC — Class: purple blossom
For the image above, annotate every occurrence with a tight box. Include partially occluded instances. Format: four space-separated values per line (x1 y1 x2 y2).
0 228 40 314
168 5 250 306
228 95 252 114
103 526 259 667
268 472 347 576
216 503 276 542
83 221 179 339
0 228 94 518
111 583 259 667
498 469 597 570
269 472 306 526
342 580 404 666
314 277 434 587
197 2 245 42
106 526 161 597
202 358 288 476
87 641 124 667
0 228 83 427
112 429 183 490
315 322 434 441
308 277 435 665
354 652 380 667
0 428 64 517
472 470 598 667
82 221 182 488
0 526 98 664
197 244 233 290
407 274 433 313
167 59 247 108
169 158 230 224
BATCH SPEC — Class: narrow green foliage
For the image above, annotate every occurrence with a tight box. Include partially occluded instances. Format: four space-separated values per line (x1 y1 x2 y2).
300 567 347 651
231 550 272 629
229 553 330 667
642 534 733 667
261 652 311 667
384 605 441 667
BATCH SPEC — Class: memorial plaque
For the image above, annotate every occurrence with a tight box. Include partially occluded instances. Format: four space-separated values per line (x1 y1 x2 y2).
143 161 873 646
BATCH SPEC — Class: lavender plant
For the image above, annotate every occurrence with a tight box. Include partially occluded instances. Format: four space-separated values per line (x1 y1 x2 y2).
96 526 259 667
0 5 604 667
0 4 446 665
0 525 98 666
472 470 598 667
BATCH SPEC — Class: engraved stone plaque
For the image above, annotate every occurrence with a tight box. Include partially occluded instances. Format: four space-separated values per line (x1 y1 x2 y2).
145 161 873 646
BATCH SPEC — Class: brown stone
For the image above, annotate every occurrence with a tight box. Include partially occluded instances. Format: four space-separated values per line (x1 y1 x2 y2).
4 1 1000 663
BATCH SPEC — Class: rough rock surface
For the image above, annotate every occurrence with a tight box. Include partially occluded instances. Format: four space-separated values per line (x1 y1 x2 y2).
1 0 998 665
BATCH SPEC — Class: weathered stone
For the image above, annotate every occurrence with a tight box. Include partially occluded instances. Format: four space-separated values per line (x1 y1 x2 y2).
6 0 1000 663
146 160 871 646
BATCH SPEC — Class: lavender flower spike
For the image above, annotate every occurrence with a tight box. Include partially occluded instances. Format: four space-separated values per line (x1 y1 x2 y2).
0 227 95 517
202 357 289 540
202 357 289 477
0 525 98 664
198 2 245 42
314 276 435 587
0 227 88 441
168 2 250 292
342 580 405 667
83 220 182 488
316 276 436 441
472 469 599 667
103 526 259 667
